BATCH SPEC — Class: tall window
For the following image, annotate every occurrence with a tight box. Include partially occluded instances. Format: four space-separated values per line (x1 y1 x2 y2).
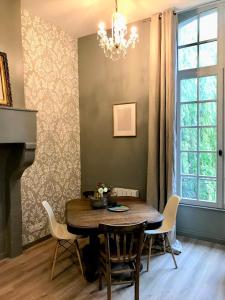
177 3 224 208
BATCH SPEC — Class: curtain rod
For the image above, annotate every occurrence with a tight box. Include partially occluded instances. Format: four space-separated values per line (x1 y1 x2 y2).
143 0 224 22
143 12 175 22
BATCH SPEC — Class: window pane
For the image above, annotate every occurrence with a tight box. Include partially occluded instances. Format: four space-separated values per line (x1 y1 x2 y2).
199 179 216 202
200 10 217 41
199 41 217 67
199 76 217 100
181 128 197 151
178 16 198 46
180 78 197 102
181 177 197 199
181 103 197 126
199 102 216 126
199 128 217 151
181 152 197 175
199 153 216 176
178 46 197 70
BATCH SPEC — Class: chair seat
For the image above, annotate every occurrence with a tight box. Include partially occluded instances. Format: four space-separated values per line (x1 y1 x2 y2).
145 222 171 235
100 250 137 263
145 228 167 235
54 223 76 240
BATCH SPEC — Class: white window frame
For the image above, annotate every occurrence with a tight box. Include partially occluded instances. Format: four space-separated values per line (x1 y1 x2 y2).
176 2 225 209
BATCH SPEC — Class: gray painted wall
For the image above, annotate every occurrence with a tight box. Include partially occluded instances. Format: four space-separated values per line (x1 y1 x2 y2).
78 21 149 198
0 0 25 108
177 205 225 244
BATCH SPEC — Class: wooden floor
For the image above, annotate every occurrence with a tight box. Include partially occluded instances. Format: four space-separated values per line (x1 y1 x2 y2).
0 236 225 300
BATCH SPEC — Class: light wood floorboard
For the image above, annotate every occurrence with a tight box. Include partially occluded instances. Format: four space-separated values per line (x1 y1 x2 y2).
0 236 224 300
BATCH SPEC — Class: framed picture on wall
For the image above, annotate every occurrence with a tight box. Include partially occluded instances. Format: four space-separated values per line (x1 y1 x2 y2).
113 102 137 137
0 52 12 107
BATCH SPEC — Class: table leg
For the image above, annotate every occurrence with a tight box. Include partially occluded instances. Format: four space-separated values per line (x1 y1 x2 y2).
82 234 100 282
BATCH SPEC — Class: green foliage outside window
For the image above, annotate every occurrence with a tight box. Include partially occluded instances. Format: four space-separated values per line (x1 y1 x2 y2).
180 76 217 202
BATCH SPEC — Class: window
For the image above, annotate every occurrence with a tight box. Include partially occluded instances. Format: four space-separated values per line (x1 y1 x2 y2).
177 3 224 208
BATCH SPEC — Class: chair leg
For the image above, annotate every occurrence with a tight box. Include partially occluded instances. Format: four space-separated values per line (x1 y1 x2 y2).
165 233 178 269
106 264 111 300
162 234 166 254
99 269 103 290
135 265 140 300
134 277 139 300
74 239 84 276
51 240 59 280
146 236 152 272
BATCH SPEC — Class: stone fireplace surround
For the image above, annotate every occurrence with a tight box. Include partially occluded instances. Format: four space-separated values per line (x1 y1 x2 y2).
0 106 36 259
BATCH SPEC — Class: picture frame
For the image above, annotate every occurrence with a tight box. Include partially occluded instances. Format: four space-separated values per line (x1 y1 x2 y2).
0 52 12 107
113 102 137 137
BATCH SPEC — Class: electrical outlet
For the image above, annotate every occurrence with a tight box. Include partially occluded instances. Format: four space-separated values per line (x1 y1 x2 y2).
30 222 45 233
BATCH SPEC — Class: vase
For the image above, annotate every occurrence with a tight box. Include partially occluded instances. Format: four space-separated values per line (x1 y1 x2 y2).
90 196 108 209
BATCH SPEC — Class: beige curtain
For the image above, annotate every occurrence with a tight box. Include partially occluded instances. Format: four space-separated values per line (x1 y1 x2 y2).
147 9 176 212
147 10 181 253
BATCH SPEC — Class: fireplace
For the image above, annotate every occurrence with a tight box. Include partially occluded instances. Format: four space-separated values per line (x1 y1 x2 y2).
0 107 37 258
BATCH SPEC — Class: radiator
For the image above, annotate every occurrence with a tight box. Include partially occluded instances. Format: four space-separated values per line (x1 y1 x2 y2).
112 187 139 197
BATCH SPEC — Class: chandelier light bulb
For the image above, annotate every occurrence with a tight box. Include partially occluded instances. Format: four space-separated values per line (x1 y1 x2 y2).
131 26 137 33
98 22 105 30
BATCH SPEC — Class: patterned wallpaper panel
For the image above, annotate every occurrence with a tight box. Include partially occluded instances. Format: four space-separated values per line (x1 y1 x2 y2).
21 10 81 245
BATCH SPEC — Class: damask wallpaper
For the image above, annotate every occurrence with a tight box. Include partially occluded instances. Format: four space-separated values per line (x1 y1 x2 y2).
21 10 81 245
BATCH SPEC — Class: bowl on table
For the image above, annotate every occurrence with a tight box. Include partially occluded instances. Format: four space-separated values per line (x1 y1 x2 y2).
90 197 108 209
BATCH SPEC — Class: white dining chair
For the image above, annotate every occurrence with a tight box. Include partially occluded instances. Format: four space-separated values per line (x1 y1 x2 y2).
42 200 84 279
144 194 180 271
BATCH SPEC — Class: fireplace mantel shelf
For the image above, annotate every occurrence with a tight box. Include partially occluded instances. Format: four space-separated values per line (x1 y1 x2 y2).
0 106 37 113
0 106 37 144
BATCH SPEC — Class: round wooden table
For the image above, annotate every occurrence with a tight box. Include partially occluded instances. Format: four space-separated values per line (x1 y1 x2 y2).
66 196 163 282
66 197 163 235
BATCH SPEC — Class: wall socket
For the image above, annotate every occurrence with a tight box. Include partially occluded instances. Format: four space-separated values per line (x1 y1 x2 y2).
30 222 45 233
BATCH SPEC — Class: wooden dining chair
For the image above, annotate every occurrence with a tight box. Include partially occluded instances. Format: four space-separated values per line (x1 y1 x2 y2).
99 222 146 300
144 194 180 271
42 201 84 279
82 190 94 198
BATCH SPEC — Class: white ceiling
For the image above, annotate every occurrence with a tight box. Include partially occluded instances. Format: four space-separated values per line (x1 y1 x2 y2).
21 0 212 38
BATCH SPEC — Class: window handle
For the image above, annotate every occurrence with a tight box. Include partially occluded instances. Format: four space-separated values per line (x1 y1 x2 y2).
218 149 223 156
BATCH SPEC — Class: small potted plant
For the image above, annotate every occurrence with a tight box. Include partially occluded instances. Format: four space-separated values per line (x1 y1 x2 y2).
90 183 111 209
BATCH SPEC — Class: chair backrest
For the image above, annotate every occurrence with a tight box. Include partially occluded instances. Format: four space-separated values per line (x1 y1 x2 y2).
83 190 95 198
99 222 146 264
42 201 59 239
163 195 181 231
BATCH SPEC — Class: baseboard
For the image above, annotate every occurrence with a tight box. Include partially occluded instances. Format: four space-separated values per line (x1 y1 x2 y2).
177 228 225 245
23 234 51 250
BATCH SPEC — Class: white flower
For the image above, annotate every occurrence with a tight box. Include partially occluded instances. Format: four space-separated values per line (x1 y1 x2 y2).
103 187 108 193
98 187 104 195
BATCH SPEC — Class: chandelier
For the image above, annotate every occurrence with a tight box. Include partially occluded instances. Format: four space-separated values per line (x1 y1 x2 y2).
97 0 138 61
